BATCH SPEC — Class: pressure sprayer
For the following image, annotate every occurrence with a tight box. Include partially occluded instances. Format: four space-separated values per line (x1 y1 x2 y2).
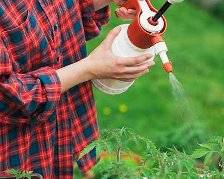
93 0 183 95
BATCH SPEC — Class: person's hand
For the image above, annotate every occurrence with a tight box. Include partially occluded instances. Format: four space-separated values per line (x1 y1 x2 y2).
113 0 137 19
86 27 155 81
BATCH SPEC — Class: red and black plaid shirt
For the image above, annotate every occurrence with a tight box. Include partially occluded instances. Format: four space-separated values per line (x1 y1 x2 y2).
0 0 110 178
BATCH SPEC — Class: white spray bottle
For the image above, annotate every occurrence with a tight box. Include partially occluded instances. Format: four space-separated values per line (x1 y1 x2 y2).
93 0 182 95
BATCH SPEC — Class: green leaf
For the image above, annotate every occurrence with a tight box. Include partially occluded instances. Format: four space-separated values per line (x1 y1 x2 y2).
7 169 33 179
204 152 214 165
192 148 209 159
198 143 213 150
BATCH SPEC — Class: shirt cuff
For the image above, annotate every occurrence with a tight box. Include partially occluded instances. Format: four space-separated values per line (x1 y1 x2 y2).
31 67 61 102
29 67 61 124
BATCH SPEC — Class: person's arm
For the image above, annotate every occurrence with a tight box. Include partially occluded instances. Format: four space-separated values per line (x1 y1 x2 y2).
0 28 153 125
57 27 155 92
56 59 91 93
0 39 61 125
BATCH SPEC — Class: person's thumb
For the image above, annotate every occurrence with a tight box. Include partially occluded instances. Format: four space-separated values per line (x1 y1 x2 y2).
103 27 121 49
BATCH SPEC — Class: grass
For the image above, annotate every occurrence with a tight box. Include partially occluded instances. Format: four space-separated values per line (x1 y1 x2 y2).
87 0 224 148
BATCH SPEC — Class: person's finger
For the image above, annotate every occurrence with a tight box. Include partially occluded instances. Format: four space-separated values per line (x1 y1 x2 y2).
118 54 154 66
116 8 127 18
127 9 137 14
136 58 155 66
116 8 137 19
123 66 148 75
115 9 124 18
119 8 135 16
122 61 155 74
125 13 136 19
116 7 133 18
118 7 127 13
119 69 149 80
147 60 155 67
103 27 121 49
119 78 135 82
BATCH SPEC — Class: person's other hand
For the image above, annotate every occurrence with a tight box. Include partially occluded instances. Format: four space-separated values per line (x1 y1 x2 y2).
86 27 155 81
113 0 137 19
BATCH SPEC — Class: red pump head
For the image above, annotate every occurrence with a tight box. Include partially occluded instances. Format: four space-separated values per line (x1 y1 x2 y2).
121 0 167 49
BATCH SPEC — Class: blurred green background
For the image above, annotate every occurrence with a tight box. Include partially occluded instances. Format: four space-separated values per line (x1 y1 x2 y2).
88 0 224 151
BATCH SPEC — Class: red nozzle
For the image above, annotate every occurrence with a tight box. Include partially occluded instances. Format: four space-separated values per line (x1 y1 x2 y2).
163 62 173 73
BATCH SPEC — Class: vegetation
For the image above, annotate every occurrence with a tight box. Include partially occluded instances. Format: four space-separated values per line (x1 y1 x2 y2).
7 169 33 179
79 128 224 178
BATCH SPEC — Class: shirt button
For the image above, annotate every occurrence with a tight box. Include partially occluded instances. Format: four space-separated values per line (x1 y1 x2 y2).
53 24 58 31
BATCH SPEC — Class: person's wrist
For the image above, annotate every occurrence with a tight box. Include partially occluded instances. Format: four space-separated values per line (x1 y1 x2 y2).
83 56 97 80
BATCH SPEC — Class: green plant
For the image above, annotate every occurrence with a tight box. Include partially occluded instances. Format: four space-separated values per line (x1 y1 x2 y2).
7 169 33 179
192 137 224 172
79 128 224 178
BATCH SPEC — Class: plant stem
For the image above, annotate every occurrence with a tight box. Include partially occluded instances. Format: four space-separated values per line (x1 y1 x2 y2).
117 147 121 162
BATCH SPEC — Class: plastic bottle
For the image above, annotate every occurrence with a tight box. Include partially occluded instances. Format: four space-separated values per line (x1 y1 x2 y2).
93 0 173 95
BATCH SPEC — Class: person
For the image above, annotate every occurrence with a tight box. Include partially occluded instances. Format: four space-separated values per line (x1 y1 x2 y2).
0 0 155 178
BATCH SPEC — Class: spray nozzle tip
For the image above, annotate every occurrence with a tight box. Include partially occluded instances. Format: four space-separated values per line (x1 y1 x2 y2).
163 62 173 73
